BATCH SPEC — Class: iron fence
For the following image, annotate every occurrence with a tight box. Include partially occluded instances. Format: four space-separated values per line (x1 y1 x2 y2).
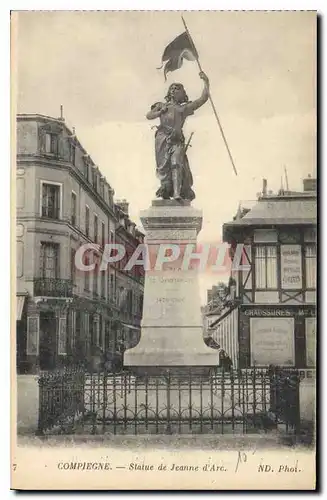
37 366 300 436
37 365 85 435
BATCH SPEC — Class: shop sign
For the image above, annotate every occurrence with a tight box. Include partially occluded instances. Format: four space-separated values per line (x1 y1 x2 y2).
281 244 302 289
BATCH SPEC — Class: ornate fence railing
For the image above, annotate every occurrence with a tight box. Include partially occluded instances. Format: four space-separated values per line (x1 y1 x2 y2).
37 365 85 435
37 366 300 436
34 278 73 297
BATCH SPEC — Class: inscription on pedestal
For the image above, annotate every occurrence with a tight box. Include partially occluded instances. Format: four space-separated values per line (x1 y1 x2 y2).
124 203 219 372
145 229 196 240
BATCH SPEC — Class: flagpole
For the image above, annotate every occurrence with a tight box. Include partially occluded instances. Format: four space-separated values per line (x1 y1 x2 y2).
181 15 238 176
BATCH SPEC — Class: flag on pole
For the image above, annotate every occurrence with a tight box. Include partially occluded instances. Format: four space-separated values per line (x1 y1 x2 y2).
157 31 198 80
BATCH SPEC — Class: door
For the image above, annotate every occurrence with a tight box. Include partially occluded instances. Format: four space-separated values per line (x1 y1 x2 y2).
39 311 57 370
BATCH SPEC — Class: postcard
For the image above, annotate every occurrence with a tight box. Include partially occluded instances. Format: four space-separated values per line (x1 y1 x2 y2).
11 10 316 490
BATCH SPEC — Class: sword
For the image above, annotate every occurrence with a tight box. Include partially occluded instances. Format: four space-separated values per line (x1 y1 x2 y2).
185 132 194 153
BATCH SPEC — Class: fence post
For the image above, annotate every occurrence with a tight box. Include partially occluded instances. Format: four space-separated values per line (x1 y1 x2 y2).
36 375 45 436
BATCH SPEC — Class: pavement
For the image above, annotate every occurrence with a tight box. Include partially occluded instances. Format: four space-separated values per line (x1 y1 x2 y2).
16 375 39 435
17 432 311 450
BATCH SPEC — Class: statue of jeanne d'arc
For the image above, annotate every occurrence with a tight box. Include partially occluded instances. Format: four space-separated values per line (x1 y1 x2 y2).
146 71 210 202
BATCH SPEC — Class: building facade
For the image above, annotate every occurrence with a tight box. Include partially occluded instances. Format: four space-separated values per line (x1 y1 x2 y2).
206 177 317 372
113 200 144 355
16 113 144 373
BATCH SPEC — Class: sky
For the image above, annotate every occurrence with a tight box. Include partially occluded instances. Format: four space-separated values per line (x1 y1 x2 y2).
14 11 316 302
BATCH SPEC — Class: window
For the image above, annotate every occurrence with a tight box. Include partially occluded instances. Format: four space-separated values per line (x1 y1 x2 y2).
94 214 98 243
255 245 277 289
84 162 89 181
45 133 58 155
70 142 76 165
99 315 103 348
126 289 133 315
92 170 97 191
304 228 316 243
109 270 115 300
71 192 77 226
305 245 316 289
41 183 60 219
101 221 105 248
70 248 76 285
85 206 90 238
40 242 59 279
101 270 106 299
93 268 98 296
84 254 90 290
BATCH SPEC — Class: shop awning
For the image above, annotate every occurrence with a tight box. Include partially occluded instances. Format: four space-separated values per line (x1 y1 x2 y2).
16 294 26 321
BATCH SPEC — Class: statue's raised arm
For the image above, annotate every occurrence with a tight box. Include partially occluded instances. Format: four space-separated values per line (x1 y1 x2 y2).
183 72 210 114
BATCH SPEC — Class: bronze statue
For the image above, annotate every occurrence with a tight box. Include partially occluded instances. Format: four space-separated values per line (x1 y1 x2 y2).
146 71 210 201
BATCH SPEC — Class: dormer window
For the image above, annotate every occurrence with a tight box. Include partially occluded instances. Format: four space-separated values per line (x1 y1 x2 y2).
100 181 104 199
92 168 98 191
69 140 76 165
39 122 63 157
82 155 90 181
45 132 58 155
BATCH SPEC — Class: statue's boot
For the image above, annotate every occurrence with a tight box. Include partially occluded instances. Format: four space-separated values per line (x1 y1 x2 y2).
172 167 182 201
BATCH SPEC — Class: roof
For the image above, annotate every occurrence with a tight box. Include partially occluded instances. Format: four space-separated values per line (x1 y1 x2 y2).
223 194 317 237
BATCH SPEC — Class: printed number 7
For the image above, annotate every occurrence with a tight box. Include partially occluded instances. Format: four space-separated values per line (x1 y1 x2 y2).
12 464 17 471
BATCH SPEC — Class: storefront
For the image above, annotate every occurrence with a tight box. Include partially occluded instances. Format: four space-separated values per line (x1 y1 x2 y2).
239 305 316 369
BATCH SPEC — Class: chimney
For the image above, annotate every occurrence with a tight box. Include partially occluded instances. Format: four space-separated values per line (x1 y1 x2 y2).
59 104 64 121
262 178 267 196
303 174 317 193
116 199 129 215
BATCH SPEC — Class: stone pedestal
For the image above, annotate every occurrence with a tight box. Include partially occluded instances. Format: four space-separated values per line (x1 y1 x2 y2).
124 200 219 376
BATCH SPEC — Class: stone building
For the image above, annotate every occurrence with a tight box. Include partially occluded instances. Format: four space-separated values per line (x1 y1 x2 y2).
15 113 144 373
206 176 317 373
114 200 144 355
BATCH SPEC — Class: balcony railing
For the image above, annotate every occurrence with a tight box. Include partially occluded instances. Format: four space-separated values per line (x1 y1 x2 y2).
34 278 73 298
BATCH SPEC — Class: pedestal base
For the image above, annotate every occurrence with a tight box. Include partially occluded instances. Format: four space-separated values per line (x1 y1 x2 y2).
124 201 219 376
